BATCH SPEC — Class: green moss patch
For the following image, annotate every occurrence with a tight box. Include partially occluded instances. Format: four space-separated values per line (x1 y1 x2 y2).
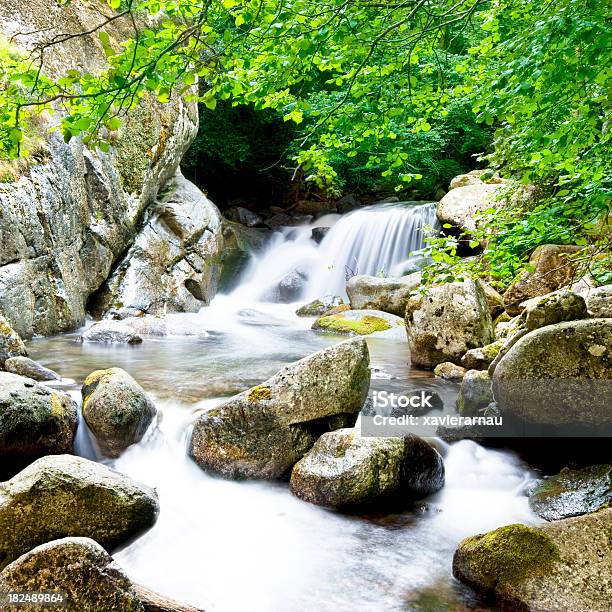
313 314 392 335
248 385 271 402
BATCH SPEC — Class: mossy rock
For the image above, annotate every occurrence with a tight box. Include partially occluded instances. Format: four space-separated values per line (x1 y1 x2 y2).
295 296 344 317
529 464 611 521
312 309 404 337
0 315 27 368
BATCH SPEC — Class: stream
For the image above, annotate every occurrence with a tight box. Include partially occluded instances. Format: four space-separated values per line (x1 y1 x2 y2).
27 203 539 611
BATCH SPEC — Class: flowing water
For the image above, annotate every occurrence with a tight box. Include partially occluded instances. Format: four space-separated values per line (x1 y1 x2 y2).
28 203 538 612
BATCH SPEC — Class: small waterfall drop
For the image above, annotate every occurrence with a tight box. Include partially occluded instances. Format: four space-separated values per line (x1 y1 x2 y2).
306 201 438 299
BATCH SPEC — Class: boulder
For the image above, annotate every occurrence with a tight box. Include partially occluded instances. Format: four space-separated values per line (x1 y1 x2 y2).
0 315 27 369
82 368 157 458
290 429 444 509
313 309 405 338
311 226 330 244
3 357 60 381
91 173 224 316
433 362 466 381
529 464 611 521
436 183 502 235
492 319 612 430
448 169 503 190
189 338 371 480
80 320 143 344
0 455 159 569
503 245 583 315
461 339 504 370
453 509 612 611
265 269 308 303
225 206 263 228
0 373 77 477
295 296 344 317
405 279 494 369
336 194 361 214
346 272 422 317
481 282 505 318
0 538 144 611
457 370 493 416
0 1 200 338
582 284 612 318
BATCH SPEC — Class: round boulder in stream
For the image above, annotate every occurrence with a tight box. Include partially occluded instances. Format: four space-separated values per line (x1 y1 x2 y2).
0 537 144 612
82 368 157 458
290 429 444 510
189 338 371 480
0 455 159 569
0 372 77 477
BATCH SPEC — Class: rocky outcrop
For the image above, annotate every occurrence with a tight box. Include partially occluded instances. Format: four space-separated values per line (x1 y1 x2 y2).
346 272 421 317
457 370 493 416
453 509 612 611
82 368 157 457
296 296 344 317
290 429 444 510
0 1 205 338
492 319 611 430
405 279 494 368
312 309 405 338
529 464 611 521
433 362 466 380
0 316 27 369
92 173 224 316
0 455 159 569
3 356 60 381
80 320 143 344
0 373 77 477
0 538 144 612
503 245 583 315
189 338 371 480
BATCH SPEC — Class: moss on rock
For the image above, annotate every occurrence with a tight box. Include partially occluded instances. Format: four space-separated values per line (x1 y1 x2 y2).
313 314 393 335
248 385 272 402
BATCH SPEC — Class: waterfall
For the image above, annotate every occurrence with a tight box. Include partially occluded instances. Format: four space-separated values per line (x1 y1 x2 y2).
306 202 438 299
224 202 437 305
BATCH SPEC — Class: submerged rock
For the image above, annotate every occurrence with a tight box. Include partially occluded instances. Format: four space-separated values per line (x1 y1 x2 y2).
0 315 27 369
492 319 612 430
0 455 159 569
0 373 77 476
3 356 60 381
80 320 143 344
503 245 583 315
312 309 405 338
405 279 494 369
346 272 421 317
0 537 144 611
296 296 344 317
189 338 371 480
433 362 466 381
457 370 493 416
529 464 611 521
82 368 157 458
290 429 444 510
453 509 612 611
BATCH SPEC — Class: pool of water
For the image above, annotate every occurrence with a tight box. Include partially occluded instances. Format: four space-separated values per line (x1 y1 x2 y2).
29 299 538 612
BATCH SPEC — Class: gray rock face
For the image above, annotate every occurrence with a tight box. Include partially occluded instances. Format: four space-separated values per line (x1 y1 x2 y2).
4 357 60 381
0 373 77 476
93 173 224 316
80 320 143 344
82 368 156 458
405 279 494 369
529 464 611 521
453 509 612 612
436 183 502 235
0 537 144 612
346 272 422 317
275 269 308 303
226 206 263 228
433 362 466 380
290 429 444 509
582 284 612 318
492 319 612 429
521 290 587 332
189 338 371 480
457 370 493 416
503 245 583 315
0 1 200 338
0 316 27 368
0 455 159 569
311 226 330 244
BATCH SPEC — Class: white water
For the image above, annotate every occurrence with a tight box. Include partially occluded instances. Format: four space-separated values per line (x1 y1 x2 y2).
29 202 539 611
230 203 437 305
